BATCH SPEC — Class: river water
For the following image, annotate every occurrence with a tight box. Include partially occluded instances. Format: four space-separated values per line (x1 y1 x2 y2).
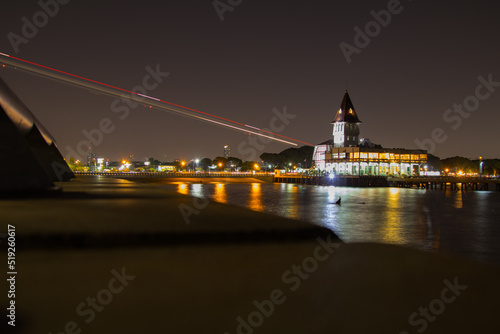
161 182 500 265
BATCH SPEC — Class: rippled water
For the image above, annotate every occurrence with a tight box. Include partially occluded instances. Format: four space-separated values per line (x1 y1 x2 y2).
162 182 500 264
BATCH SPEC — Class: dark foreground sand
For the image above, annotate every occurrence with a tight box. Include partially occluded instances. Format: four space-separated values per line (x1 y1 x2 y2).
1 176 498 333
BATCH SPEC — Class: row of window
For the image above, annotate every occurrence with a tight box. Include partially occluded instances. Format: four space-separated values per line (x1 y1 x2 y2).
334 123 358 132
330 153 427 161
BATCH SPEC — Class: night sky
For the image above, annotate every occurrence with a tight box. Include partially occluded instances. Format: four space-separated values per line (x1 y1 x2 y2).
1 0 499 162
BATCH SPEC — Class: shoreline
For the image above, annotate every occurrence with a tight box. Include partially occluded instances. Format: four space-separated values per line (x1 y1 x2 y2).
119 177 271 184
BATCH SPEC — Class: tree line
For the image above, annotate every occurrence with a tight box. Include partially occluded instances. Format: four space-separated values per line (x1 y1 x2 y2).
426 155 500 174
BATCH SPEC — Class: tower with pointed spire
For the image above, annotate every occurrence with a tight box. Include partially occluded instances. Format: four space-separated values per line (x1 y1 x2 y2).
332 90 361 148
312 90 427 176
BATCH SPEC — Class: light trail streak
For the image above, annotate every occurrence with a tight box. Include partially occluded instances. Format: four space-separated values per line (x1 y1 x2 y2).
245 124 261 131
137 93 160 101
202 119 296 145
0 53 312 146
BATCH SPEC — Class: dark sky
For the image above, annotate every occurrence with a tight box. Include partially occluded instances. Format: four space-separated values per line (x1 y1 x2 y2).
1 0 499 162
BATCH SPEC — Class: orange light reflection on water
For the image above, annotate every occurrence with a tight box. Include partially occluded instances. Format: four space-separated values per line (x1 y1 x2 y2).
177 183 189 195
213 183 227 204
248 183 264 212
382 188 405 244
454 192 463 209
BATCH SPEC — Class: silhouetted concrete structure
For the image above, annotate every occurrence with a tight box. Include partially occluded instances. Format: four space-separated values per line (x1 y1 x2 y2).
0 76 73 191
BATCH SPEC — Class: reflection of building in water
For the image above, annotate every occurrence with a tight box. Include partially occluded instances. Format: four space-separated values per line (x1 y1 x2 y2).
313 91 427 176
277 184 300 219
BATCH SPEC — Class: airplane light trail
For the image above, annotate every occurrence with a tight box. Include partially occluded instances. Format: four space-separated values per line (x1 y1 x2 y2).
137 93 160 101
0 53 312 146
244 124 261 131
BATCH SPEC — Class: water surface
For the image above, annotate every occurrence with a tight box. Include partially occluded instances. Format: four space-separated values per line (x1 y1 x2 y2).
163 182 500 264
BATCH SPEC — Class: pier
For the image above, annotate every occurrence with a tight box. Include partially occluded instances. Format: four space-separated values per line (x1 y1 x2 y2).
388 176 500 191
274 174 500 191
274 175 389 187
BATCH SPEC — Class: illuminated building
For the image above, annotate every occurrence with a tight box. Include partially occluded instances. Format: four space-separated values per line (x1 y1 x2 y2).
313 91 427 176
224 145 230 158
